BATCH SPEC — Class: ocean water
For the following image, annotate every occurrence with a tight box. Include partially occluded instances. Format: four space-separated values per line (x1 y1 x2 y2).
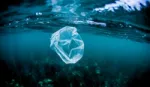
0 0 150 87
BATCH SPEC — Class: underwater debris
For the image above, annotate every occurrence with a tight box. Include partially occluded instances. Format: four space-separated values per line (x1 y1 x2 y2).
50 26 84 64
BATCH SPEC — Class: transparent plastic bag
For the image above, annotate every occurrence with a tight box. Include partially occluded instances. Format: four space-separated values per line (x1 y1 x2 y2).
50 26 84 64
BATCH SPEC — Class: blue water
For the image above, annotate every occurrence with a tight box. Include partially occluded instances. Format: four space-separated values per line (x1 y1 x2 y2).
0 0 150 87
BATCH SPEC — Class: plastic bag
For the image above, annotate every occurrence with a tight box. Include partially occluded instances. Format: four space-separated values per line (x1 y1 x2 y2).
50 26 84 64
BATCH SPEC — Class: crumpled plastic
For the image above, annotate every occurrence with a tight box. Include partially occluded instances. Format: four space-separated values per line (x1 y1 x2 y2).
50 26 84 64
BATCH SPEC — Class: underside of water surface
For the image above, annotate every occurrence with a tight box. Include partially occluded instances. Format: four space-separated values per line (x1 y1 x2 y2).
0 0 150 87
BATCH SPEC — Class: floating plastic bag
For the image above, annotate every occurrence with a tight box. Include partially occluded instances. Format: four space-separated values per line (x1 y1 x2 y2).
50 26 84 64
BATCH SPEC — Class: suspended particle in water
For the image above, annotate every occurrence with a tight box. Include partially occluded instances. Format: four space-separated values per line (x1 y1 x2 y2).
36 12 42 16
50 26 84 64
